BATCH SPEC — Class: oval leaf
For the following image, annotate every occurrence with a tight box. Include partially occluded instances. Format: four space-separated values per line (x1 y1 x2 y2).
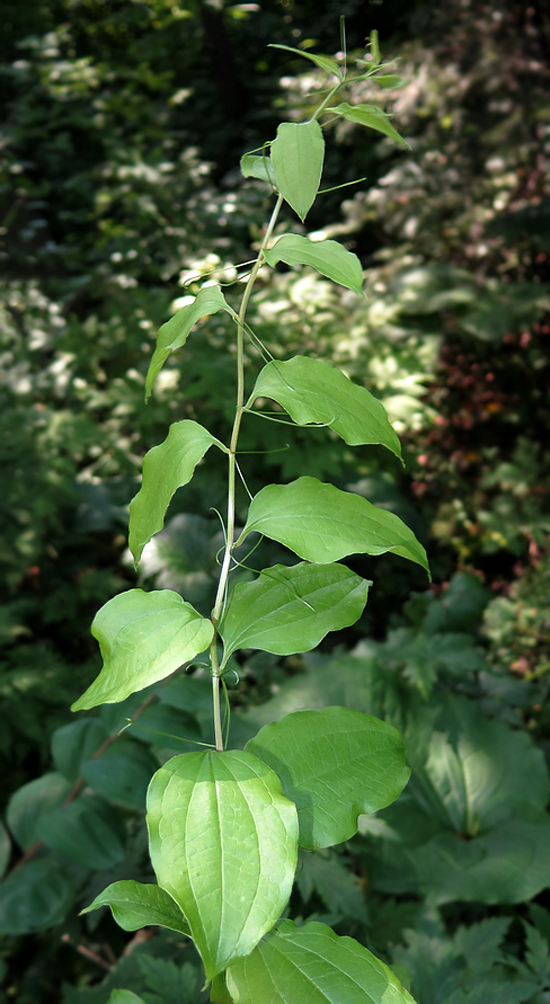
248 356 402 459
246 707 410 849
7 772 72 851
330 102 410 148
268 44 341 77
146 285 232 400
38 796 126 869
82 879 190 936
270 120 325 222
146 749 298 981
0 859 74 936
264 235 363 293
237 477 429 575
71 589 214 712
129 420 225 565
80 741 158 811
51 719 109 782
220 562 370 662
226 919 416 1004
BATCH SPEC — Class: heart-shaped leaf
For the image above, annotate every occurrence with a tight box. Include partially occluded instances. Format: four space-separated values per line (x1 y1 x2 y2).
270 120 325 221
237 477 429 574
71 589 214 711
220 562 370 662
264 236 363 294
81 879 190 935
246 707 410 849
248 356 402 459
146 749 298 981
129 420 225 564
226 920 416 1004
146 285 232 400
330 102 410 148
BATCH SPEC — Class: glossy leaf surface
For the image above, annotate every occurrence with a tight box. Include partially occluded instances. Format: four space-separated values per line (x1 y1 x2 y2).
82 879 190 935
226 920 416 1004
247 707 410 849
264 235 363 293
129 420 224 564
220 562 370 661
238 477 429 574
248 356 402 458
147 749 298 980
270 120 325 221
146 285 231 400
268 44 340 76
72 589 214 711
330 102 410 148
0 860 74 935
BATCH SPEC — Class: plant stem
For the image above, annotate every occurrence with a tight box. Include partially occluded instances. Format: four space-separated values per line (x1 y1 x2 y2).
209 192 284 752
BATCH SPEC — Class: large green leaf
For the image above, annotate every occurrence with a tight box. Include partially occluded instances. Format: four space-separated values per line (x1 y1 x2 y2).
82 879 190 936
71 589 214 711
330 102 410 148
51 719 109 782
145 285 232 400
129 421 225 565
237 477 429 574
247 708 410 849
263 236 363 294
220 562 370 662
80 741 158 811
270 120 325 221
7 772 72 850
247 356 402 458
268 44 341 77
146 749 298 981
0 859 74 935
38 795 126 869
226 919 416 1004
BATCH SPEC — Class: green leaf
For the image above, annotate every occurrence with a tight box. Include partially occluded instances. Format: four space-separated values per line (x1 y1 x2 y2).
38 795 126 869
248 356 402 458
71 589 214 711
296 851 368 923
237 477 429 575
268 44 341 77
0 824 10 879
7 772 72 850
0 859 74 935
270 121 325 222
247 708 410 849
240 153 276 185
80 741 158 811
82 879 190 936
220 562 370 662
51 719 109 782
146 749 298 980
263 235 363 294
226 919 416 1004
107 992 146 1004
129 421 225 565
145 285 232 400
330 102 410 148
375 74 406 89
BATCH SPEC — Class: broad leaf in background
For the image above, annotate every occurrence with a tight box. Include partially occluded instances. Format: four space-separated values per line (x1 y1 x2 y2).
147 749 298 980
38 794 127 869
296 850 369 923
330 102 410 148
268 43 341 77
0 825 10 879
7 772 72 850
107 992 146 1004
375 74 406 88
72 589 214 711
248 357 402 458
225 920 416 1004
237 477 429 574
240 153 276 185
145 285 232 400
220 562 371 661
264 236 363 294
247 707 410 849
270 121 325 221
80 740 158 811
82 880 190 936
51 719 109 782
128 420 225 564
0 859 75 935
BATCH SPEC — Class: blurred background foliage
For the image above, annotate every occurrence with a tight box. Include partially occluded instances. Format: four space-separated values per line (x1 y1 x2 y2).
1 0 550 1000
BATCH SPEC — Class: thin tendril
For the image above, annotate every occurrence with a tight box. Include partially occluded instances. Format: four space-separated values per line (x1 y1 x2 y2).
235 457 253 500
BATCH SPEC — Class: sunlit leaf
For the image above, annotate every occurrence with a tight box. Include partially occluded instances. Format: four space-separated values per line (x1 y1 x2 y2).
240 153 276 185
82 879 190 935
226 919 416 1004
71 589 214 711
146 285 232 400
248 356 402 458
220 562 370 661
271 121 325 221
264 235 363 293
237 477 429 574
330 102 410 148
247 707 410 849
129 420 225 564
268 44 341 77
147 749 298 980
